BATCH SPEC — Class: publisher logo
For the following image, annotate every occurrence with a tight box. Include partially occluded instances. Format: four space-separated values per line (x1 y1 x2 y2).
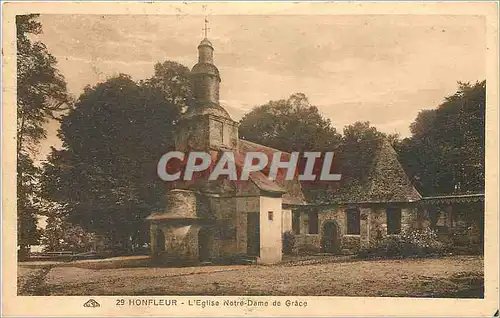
83 299 100 308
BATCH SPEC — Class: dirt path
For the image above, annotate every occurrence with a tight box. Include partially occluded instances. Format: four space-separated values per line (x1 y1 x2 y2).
17 265 53 295
20 255 482 297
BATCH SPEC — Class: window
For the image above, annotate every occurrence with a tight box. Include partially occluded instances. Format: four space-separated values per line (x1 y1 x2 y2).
386 207 402 234
292 211 300 234
346 208 360 235
268 211 274 221
308 211 319 234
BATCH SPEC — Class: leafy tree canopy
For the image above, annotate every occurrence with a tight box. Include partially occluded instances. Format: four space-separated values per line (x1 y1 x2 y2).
395 81 485 196
17 14 69 255
17 14 70 154
239 93 342 152
41 62 189 250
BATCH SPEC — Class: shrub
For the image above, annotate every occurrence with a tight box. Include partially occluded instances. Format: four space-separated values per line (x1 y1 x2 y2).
297 244 321 256
400 227 444 256
359 227 444 258
282 231 297 255
448 223 483 255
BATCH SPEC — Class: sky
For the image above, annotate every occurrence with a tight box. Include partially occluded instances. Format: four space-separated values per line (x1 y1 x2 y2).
35 14 486 161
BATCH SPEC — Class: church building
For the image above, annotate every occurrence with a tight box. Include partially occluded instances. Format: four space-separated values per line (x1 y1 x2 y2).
146 36 484 265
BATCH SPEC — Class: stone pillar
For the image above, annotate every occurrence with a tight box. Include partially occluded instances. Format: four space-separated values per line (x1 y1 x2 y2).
150 223 157 253
360 208 371 248
401 207 414 231
300 211 309 235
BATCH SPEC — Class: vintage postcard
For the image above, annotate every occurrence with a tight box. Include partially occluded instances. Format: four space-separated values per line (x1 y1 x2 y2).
2 1 499 317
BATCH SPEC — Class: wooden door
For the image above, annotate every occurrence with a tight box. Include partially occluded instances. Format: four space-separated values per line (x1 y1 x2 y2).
246 212 260 256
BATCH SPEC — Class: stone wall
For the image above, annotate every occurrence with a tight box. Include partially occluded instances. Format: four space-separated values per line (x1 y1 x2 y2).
150 190 202 264
150 190 240 264
175 116 209 152
208 115 238 150
163 225 200 261
150 222 201 264
294 234 321 249
175 111 238 153
292 204 419 254
294 208 346 253
318 207 363 253
164 189 197 218
222 120 239 149
209 196 238 258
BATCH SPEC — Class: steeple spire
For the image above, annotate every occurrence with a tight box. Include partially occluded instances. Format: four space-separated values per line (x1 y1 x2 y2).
202 17 210 38
190 21 220 108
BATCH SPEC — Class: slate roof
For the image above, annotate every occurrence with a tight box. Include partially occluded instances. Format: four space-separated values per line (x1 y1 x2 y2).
302 138 422 204
162 140 307 205
166 138 420 206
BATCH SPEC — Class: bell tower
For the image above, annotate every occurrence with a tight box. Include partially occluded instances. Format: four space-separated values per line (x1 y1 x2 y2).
175 22 239 153
191 37 220 108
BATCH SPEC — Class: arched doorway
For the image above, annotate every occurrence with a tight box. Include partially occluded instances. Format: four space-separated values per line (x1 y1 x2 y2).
155 229 165 252
198 227 213 262
322 221 340 253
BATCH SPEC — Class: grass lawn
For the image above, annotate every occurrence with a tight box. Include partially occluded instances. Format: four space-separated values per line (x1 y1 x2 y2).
18 255 483 297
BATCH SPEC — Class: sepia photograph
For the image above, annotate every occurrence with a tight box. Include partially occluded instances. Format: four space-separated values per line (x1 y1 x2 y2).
2 2 499 317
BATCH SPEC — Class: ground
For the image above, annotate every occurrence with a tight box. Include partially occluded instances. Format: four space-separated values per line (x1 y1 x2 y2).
18 255 483 297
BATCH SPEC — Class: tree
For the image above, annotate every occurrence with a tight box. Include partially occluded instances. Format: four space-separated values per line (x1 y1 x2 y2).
239 93 342 152
41 63 188 252
338 121 387 188
17 14 70 257
395 81 485 196
342 121 385 144
17 153 41 257
39 201 95 252
339 121 390 181
142 60 193 111
17 14 70 153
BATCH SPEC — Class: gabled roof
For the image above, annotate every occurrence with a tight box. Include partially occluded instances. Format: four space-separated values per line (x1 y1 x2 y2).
166 138 420 206
236 139 307 205
303 138 422 204
165 140 306 204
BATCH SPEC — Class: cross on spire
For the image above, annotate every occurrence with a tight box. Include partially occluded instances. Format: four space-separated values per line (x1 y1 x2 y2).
203 17 210 38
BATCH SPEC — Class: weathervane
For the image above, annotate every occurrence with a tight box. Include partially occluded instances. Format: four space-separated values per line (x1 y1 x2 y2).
202 17 210 38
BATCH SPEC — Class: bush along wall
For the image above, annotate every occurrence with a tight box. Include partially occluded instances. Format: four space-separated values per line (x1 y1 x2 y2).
358 228 445 259
282 231 298 255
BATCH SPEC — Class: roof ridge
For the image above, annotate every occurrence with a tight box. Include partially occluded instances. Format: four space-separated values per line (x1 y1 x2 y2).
370 139 422 200
238 139 290 154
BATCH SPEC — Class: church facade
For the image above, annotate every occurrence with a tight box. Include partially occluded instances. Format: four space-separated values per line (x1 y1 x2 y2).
146 37 484 265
